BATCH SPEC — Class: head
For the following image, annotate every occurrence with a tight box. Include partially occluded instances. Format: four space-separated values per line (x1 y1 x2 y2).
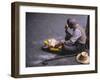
67 18 77 29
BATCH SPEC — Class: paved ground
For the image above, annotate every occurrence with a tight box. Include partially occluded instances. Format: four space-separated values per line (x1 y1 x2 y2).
26 42 81 67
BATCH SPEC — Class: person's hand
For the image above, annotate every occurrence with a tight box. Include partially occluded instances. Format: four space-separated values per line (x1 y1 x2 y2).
60 40 65 44
65 24 68 30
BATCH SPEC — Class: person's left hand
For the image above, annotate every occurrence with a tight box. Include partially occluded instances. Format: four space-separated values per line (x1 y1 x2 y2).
60 40 65 43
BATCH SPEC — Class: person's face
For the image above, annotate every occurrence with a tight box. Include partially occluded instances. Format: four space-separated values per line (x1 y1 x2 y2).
67 23 73 29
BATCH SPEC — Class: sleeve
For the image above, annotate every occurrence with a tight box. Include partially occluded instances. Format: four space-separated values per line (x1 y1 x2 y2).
64 40 73 46
70 29 82 43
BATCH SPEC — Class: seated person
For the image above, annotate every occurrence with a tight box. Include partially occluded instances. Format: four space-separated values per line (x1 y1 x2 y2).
60 18 87 54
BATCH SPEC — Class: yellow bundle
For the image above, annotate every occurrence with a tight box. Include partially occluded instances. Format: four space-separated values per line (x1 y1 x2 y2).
43 38 62 52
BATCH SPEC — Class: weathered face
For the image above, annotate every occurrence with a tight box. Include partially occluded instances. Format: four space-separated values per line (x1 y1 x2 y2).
67 22 73 29
67 18 76 29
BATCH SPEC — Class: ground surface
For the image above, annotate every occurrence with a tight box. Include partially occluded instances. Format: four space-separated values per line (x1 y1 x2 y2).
26 43 80 67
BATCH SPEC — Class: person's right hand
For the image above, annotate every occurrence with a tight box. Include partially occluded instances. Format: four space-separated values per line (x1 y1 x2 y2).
65 24 68 30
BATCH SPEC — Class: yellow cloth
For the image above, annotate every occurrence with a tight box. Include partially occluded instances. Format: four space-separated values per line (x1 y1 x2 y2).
43 39 62 52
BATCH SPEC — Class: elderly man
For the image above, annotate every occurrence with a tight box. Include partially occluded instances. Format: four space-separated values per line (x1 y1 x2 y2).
61 18 87 54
